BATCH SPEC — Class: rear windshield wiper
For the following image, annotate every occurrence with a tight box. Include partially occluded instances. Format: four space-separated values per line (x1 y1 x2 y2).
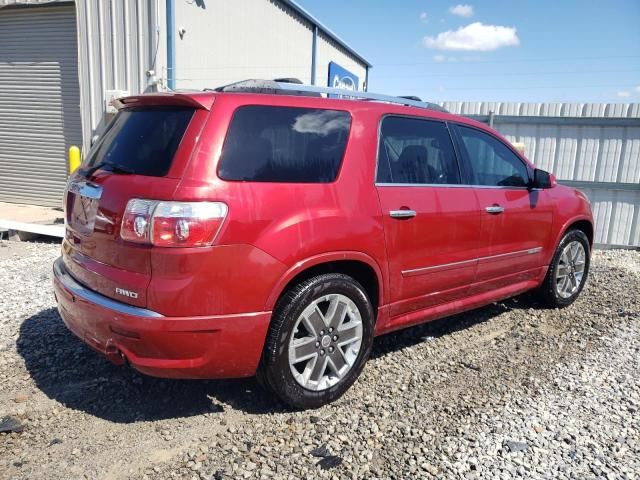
81 160 135 179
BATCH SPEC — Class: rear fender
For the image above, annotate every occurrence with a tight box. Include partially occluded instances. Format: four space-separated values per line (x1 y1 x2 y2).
264 251 386 311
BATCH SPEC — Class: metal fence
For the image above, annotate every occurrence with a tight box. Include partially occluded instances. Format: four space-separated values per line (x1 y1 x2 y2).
441 102 640 248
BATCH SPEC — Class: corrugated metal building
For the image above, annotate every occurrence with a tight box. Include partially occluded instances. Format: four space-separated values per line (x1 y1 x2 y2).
442 102 640 248
0 0 371 207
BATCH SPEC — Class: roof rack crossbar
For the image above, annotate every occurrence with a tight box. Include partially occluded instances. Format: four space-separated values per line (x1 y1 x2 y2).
274 82 446 112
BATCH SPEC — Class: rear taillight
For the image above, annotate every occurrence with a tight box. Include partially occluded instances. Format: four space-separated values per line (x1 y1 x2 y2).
121 199 156 244
120 199 228 247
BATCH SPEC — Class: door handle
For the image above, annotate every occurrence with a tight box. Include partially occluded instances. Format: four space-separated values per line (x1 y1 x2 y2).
389 209 417 219
485 205 505 214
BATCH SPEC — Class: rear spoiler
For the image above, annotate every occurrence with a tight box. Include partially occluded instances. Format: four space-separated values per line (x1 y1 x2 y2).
113 92 215 111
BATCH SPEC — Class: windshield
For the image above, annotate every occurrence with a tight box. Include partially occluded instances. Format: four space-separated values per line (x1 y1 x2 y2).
85 107 194 177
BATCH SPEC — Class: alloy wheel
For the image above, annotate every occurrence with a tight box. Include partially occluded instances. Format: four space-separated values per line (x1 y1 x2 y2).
288 293 363 391
555 240 586 299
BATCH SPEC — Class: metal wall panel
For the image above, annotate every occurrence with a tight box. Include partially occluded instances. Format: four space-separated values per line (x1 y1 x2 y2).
0 0 68 5
0 4 81 206
315 32 367 91
174 0 368 91
442 101 640 247
174 0 314 90
75 0 165 153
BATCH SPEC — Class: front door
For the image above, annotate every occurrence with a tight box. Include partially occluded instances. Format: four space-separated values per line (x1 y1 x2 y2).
452 124 553 293
375 116 481 318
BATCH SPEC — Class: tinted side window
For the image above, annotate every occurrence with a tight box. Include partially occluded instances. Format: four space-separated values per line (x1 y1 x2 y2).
218 106 351 183
457 126 529 187
377 117 460 184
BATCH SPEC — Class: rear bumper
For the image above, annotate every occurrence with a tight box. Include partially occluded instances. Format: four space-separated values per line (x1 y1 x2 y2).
52 257 271 379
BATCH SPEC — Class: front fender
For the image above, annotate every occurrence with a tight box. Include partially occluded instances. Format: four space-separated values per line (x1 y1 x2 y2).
546 186 594 264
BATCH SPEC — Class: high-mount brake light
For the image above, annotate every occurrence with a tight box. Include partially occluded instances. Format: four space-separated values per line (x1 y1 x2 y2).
120 200 228 247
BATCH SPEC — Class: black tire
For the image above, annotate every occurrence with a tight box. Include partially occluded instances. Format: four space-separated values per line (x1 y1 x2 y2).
258 273 374 410
537 229 590 308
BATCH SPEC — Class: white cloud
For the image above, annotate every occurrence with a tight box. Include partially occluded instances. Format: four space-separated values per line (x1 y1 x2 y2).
449 4 474 17
617 91 631 98
433 54 446 62
420 12 428 23
636 85 640 93
423 22 520 51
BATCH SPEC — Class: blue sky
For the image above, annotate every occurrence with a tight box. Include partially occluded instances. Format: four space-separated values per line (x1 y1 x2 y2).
302 0 640 103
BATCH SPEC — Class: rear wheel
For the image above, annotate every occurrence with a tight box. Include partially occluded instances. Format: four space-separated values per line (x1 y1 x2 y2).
538 229 590 308
259 273 374 409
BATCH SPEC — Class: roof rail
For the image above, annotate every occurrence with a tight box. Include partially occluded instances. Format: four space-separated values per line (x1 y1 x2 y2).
212 79 447 112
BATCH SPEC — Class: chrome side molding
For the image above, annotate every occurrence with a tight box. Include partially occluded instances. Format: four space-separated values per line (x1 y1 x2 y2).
401 246 544 277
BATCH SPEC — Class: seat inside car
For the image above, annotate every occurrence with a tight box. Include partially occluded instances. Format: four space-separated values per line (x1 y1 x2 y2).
393 145 435 184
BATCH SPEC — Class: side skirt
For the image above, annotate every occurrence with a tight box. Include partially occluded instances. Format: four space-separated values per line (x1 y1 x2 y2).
374 267 546 335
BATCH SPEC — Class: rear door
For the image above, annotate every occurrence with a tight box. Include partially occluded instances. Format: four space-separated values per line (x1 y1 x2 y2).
452 124 553 293
63 101 207 307
375 116 481 318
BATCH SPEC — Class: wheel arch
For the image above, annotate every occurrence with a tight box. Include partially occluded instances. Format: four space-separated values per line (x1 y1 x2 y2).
560 217 594 248
264 252 384 316
546 216 594 265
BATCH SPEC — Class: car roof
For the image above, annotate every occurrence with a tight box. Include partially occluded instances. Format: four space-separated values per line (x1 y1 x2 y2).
117 90 533 168
118 90 496 138
123 90 486 126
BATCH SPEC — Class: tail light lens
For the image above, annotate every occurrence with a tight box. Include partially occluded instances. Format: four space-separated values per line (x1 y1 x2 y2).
121 199 156 244
120 199 228 247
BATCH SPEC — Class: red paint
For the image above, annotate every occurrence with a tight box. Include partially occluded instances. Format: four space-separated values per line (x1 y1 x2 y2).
54 90 593 379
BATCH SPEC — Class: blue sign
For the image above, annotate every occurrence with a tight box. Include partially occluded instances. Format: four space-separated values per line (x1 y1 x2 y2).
328 61 359 91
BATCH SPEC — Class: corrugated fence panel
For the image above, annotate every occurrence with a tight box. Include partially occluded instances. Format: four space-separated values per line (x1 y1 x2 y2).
620 128 640 183
442 101 640 247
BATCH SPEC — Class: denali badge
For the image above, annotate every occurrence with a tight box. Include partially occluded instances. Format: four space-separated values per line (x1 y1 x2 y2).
115 287 139 299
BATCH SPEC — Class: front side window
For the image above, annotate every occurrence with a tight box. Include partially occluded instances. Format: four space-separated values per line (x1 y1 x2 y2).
376 117 460 185
218 106 351 183
457 126 529 187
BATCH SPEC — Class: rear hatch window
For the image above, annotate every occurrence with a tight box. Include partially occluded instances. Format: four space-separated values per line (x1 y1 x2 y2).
85 106 194 177
218 105 351 183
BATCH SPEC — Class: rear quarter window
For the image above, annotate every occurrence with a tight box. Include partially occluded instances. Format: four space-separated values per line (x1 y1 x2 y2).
218 105 352 183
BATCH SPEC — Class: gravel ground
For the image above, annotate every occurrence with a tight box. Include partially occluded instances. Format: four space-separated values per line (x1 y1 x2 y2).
0 240 638 480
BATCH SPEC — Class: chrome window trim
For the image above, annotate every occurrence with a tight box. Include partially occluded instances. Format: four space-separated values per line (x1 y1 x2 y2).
375 182 530 190
401 247 543 277
53 257 164 318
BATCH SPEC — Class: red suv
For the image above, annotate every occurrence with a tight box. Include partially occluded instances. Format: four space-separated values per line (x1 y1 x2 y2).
53 81 593 409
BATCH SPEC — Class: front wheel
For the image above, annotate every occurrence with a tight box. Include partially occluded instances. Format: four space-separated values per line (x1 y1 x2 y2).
258 273 374 409
537 229 590 308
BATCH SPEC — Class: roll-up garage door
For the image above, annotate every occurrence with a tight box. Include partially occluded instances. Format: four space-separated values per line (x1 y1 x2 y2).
0 4 82 207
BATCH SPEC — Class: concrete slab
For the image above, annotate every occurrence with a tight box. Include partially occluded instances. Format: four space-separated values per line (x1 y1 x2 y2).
0 202 64 238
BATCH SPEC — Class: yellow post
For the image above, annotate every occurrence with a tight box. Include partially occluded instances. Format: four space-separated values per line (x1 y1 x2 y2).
68 145 81 174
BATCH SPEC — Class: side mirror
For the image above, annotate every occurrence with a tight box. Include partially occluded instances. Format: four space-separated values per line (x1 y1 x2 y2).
531 168 554 189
